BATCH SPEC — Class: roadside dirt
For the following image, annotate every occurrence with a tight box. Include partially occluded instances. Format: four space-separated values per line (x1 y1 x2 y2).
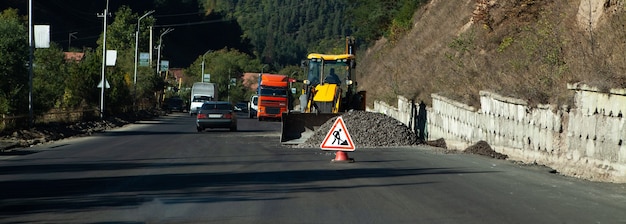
0 110 159 151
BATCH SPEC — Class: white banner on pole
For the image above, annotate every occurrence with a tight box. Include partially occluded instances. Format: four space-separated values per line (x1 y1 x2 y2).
34 25 50 48
106 50 117 66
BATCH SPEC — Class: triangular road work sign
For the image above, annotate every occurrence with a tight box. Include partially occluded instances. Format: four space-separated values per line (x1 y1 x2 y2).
97 79 110 89
320 116 355 151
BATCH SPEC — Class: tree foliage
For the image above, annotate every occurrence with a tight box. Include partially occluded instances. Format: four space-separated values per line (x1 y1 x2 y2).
204 0 424 67
92 5 157 113
0 8 28 115
1 0 426 118
207 0 354 66
33 43 66 112
184 48 262 103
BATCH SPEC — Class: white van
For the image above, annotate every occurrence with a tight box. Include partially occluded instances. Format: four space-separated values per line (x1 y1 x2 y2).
248 95 258 118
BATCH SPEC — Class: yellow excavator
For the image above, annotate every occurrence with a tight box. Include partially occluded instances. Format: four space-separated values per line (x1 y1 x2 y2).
281 37 366 144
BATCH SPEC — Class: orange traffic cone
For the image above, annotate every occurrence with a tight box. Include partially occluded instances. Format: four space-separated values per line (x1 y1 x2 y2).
332 151 354 163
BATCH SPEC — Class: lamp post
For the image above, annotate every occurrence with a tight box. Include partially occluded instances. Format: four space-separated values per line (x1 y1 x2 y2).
156 28 174 76
155 28 173 110
133 10 154 85
133 10 154 110
201 50 212 83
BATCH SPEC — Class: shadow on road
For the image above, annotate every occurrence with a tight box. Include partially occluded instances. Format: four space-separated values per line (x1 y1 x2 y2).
0 160 494 216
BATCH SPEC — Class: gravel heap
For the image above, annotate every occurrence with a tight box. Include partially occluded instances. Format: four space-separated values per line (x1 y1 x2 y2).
299 111 419 148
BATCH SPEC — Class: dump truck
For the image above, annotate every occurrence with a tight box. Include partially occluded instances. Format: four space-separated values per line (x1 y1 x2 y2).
256 74 290 121
189 82 218 116
281 37 366 144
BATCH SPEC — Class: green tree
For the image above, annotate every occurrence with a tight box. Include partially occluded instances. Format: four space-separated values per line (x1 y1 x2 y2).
94 5 157 113
33 43 66 113
63 50 101 108
184 48 262 102
0 8 28 114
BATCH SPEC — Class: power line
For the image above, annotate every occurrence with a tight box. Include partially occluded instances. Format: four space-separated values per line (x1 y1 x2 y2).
153 18 233 28
155 11 205 18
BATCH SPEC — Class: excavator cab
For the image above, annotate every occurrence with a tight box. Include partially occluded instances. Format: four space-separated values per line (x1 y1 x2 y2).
302 53 356 114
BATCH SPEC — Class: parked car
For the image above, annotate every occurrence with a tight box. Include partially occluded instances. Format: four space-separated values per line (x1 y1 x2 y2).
164 97 184 113
196 101 237 132
235 102 248 113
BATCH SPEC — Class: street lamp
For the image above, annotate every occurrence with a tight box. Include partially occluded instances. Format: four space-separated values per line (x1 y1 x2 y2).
133 10 154 85
201 50 212 83
156 28 174 76
133 10 154 110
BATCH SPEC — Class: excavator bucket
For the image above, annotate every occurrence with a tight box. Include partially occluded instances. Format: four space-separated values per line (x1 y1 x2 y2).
281 112 341 145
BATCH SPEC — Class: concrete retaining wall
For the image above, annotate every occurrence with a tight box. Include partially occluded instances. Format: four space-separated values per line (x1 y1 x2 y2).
371 84 626 183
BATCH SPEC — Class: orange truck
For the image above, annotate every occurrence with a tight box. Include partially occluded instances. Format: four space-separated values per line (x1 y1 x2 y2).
256 73 290 121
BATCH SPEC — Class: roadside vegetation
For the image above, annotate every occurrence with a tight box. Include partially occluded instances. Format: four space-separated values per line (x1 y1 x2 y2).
0 0 416 125
7 0 620 132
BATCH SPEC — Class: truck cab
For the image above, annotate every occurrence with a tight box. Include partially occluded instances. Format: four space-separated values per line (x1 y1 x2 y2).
189 95 214 116
256 74 289 121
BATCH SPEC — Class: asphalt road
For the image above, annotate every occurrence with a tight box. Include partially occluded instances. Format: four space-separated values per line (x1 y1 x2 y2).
1 113 625 224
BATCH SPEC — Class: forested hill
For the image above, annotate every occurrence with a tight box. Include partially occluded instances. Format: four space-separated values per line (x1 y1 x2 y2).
202 0 423 67
1 0 419 68
205 0 355 66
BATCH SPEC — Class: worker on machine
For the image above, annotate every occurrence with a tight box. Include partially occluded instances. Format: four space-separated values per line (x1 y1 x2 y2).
324 68 341 84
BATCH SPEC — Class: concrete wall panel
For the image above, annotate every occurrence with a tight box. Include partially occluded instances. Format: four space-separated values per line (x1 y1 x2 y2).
372 87 626 183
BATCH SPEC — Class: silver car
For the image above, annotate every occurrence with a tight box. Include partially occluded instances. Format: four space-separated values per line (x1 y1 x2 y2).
196 101 237 132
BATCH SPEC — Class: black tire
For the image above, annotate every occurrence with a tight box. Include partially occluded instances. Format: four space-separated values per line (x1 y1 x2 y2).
196 127 203 132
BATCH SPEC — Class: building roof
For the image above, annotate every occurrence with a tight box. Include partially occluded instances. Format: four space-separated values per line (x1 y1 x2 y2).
64 52 84 62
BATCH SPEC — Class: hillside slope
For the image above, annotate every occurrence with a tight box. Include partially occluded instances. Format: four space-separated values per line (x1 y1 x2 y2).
359 0 626 108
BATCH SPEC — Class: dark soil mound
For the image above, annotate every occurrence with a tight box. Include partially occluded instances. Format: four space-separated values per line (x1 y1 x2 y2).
465 140 508 160
425 138 447 148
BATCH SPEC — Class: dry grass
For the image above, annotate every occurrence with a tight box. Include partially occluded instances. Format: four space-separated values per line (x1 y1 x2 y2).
359 0 626 109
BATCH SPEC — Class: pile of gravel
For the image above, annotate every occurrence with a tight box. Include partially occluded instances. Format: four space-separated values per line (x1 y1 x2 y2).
298 111 419 148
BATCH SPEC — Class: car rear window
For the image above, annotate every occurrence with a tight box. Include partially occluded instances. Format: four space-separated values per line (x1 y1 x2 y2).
201 103 231 110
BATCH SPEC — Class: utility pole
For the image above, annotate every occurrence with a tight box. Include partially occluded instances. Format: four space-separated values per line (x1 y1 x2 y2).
149 26 153 66
28 0 33 127
97 0 110 119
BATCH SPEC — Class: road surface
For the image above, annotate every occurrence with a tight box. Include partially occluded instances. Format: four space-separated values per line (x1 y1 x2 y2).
1 113 625 223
